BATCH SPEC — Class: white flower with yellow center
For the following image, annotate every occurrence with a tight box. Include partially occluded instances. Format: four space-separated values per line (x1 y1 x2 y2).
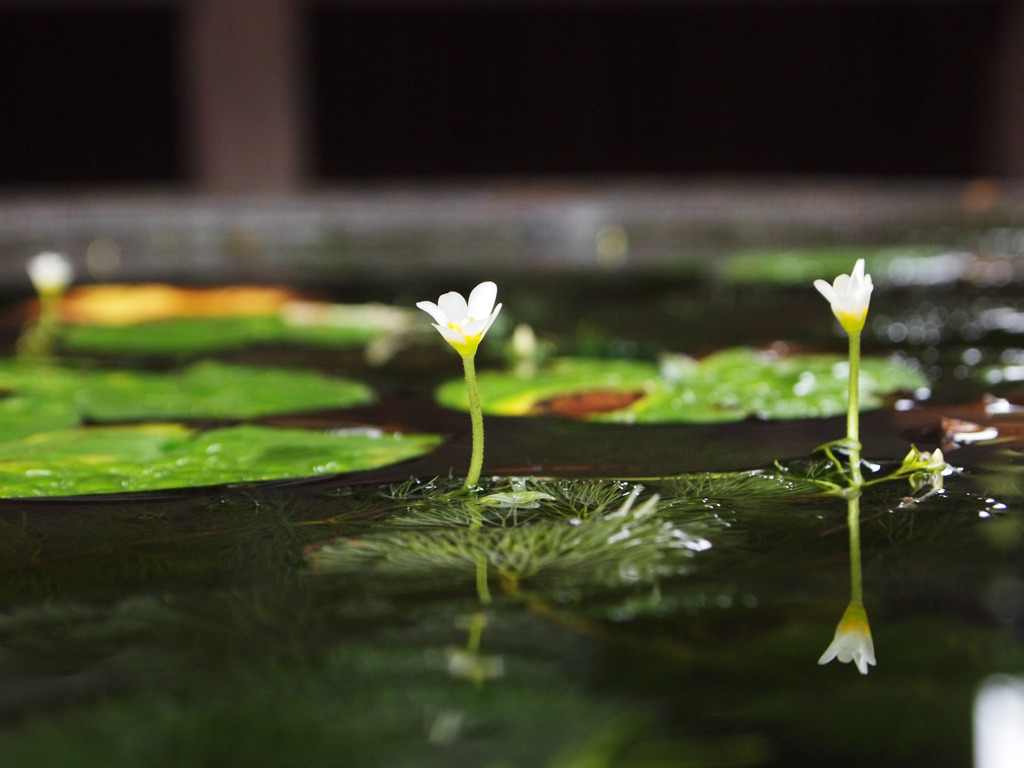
818 602 876 675
26 251 74 297
814 259 873 335
417 281 502 357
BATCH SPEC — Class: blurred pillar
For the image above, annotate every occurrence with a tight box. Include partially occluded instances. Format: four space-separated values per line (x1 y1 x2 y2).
985 0 1024 178
181 0 307 191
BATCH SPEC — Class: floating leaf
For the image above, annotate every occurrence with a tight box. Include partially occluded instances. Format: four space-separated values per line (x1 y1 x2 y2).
0 360 374 425
0 423 441 498
719 247 949 285
57 288 421 355
0 393 81 441
62 315 376 354
435 351 927 423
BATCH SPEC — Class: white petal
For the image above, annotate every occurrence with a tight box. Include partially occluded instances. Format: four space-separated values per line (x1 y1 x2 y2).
854 649 875 675
813 279 837 304
27 251 74 292
435 324 467 346
437 291 469 323
416 300 450 326
857 274 874 299
456 303 502 344
461 316 490 337
482 303 502 333
467 282 497 320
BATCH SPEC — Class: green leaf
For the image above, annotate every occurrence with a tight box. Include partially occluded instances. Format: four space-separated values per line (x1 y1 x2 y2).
59 307 419 355
0 393 81 441
0 360 374 425
719 247 948 285
0 423 441 498
435 351 927 423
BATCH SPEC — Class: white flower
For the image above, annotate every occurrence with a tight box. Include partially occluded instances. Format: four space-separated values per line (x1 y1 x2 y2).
818 602 876 675
899 445 950 493
417 281 502 357
922 447 946 471
26 252 74 297
814 259 873 334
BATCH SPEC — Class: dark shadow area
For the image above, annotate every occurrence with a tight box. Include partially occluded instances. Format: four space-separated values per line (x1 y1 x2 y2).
311 1 1003 178
0 1 1008 186
0 7 181 186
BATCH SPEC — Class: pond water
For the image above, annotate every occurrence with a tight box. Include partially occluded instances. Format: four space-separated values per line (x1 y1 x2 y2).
0 254 1023 767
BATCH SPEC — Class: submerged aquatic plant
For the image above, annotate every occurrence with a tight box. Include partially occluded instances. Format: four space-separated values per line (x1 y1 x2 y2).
307 480 715 599
417 281 502 491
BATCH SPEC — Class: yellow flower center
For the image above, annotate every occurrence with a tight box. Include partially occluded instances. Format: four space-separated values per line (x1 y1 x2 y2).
836 308 867 335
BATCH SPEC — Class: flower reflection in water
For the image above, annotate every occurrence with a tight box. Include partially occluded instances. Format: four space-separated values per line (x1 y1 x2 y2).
819 494 877 675
818 602 876 675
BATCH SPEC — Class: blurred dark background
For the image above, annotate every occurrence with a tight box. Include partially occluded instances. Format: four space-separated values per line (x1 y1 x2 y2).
0 0 1018 191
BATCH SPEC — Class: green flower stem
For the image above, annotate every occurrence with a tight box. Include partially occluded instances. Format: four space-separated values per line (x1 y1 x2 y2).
847 330 864 489
465 612 488 651
468 503 492 605
847 494 863 605
475 554 493 605
461 352 485 491
17 291 63 358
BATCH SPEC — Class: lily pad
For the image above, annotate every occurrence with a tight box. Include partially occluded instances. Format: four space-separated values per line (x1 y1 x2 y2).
61 315 380 354
435 350 927 423
55 284 410 354
719 247 952 285
0 393 82 441
0 423 441 498
0 360 374 432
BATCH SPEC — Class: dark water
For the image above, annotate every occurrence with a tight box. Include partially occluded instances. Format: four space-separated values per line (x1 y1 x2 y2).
0 268 1022 767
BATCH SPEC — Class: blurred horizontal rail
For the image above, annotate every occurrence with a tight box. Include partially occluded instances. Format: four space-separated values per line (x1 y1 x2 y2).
1 179 1023 287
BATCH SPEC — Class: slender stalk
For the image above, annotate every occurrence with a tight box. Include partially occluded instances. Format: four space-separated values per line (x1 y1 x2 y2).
18 292 62 358
847 330 864 489
475 554 493 605
847 494 863 605
465 612 487 652
467 502 492 605
461 353 485 491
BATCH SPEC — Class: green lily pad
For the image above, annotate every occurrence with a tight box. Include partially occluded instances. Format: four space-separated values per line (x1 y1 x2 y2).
0 423 441 498
719 247 950 285
60 306 420 355
0 393 82 441
0 360 374 433
435 350 927 423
